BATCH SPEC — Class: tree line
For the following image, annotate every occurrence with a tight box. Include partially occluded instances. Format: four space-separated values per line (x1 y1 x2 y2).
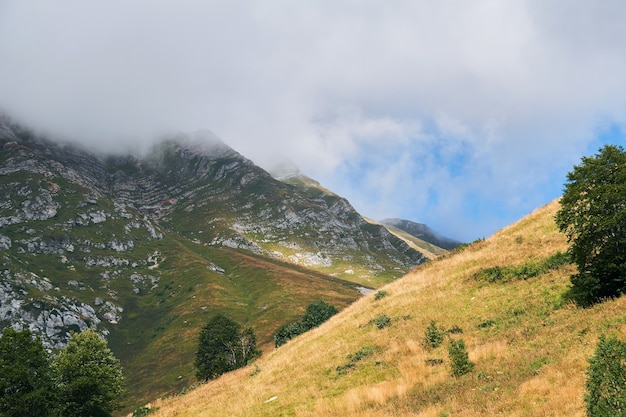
0 327 124 417
195 300 338 381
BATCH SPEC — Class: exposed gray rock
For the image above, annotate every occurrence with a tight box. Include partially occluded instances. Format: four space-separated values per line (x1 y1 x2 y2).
0 234 11 249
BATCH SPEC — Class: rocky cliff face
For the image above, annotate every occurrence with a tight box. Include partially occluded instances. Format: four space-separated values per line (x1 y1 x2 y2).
0 118 425 350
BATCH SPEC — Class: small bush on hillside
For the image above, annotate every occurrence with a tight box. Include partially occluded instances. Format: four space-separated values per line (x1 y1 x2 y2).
132 406 157 416
374 290 388 300
448 338 474 377
336 345 380 374
585 334 626 416
447 325 464 334
372 314 392 329
423 320 445 349
477 319 496 329
474 251 573 285
543 251 571 270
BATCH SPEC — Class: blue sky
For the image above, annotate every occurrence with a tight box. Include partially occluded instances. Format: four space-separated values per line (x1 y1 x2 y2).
1 1 626 241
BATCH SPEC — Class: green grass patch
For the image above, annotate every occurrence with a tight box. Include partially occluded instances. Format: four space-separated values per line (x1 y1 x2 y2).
474 251 571 284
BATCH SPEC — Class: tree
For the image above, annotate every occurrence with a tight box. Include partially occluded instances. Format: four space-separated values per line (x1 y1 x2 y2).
585 334 626 416
555 145 626 306
274 301 339 347
274 321 305 347
301 300 338 330
52 329 125 417
237 327 262 366
0 327 57 417
195 314 261 382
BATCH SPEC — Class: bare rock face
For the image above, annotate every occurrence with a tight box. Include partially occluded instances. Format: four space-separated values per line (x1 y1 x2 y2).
0 117 426 349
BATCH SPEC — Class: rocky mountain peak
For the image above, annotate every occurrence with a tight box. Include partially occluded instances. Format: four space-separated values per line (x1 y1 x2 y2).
0 118 427 353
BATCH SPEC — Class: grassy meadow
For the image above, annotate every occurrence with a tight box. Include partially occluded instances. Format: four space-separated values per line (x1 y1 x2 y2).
141 199 626 416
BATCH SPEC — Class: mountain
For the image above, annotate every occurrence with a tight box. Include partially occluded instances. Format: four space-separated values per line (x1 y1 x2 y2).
145 199 610 417
379 218 463 251
0 116 426 408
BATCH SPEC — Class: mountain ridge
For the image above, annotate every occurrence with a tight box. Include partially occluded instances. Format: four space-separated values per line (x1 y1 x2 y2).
379 217 463 251
0 115 430 409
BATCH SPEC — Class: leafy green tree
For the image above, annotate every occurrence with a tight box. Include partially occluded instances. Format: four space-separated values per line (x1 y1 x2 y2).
52 329 125 417
0 328 58 417
237 327 262 366
585 334 626 416
274 321 305 347
274 301 339 347
195 314 261 381
301 300 338 330
555 145 626 306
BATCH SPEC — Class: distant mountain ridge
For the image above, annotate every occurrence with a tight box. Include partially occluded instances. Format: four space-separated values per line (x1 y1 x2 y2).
379 218 463 250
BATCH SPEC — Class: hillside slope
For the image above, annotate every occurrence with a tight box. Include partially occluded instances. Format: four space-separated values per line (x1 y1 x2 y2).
148 199 622 416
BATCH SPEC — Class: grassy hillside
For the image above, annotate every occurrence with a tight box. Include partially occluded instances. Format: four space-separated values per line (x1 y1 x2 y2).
143 199 626 416
104 230 361 411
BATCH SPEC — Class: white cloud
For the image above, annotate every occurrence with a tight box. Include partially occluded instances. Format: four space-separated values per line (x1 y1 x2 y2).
1 0 626 241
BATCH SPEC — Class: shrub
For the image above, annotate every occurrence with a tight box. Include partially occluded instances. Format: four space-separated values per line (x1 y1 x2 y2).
448 325 464 334
585 334 626 416
477 319 496 329
423 320 445 349
543 251 571 270
474 252 572 285
372 314 392 329
132 406 157 416
336 345 379 374
448 338 474 377
374 290 388 300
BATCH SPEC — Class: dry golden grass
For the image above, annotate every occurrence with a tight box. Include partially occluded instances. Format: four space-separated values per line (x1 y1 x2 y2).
145 199 625 417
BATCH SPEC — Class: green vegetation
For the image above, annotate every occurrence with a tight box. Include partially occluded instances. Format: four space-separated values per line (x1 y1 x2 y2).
556 145 626 306
448 338 474 377
585 334 626 416
53 329 125 417
371 313 392 329
0 328 124 417
336 345 381 374
0 327 57 417
194 314 261 382
274 301 338 347
132 406 158 416
424 320 446 349
138 200 626 416
473 251 571 283
374 289 388 300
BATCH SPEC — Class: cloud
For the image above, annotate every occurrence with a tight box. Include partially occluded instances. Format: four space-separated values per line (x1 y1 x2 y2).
1 0 626 241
